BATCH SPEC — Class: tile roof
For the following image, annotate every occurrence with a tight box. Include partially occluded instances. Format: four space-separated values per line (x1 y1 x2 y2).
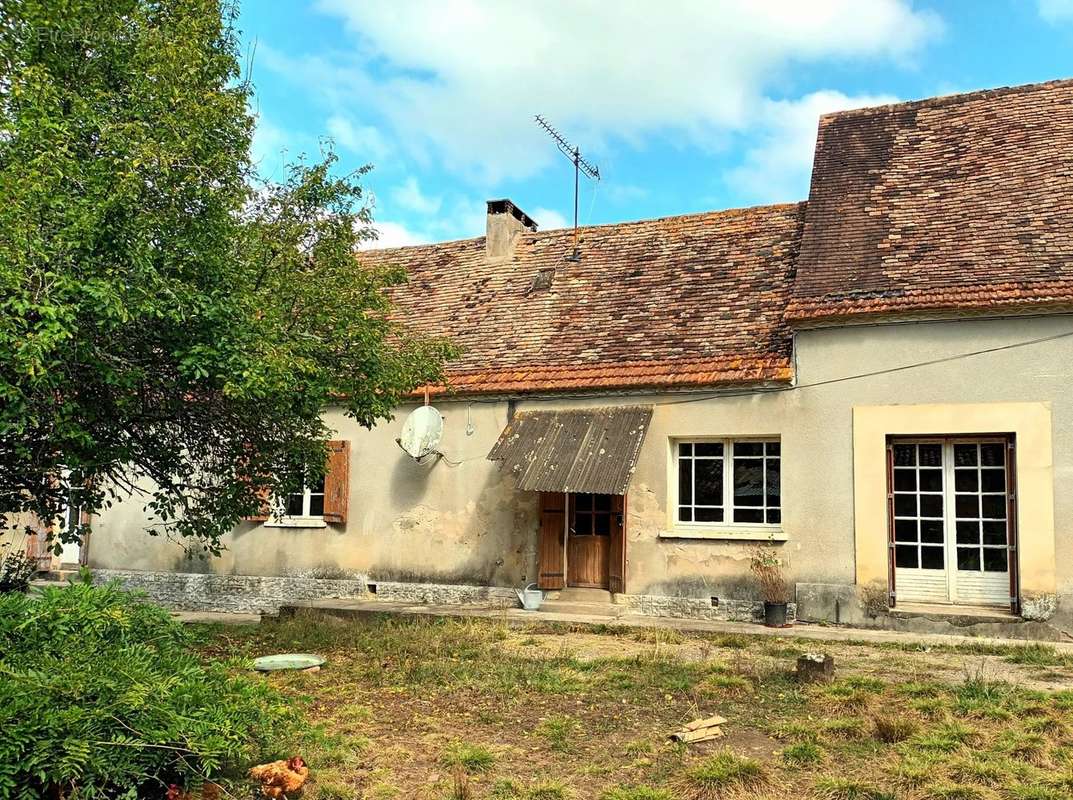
788 79 1073 324
363 202 805 394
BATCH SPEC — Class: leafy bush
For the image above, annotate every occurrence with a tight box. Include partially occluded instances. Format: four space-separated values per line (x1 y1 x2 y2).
0 580 298 798
0 547 36 594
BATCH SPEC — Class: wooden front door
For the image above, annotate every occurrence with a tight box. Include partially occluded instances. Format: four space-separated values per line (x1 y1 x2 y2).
537 492 566 589
568 493 614 589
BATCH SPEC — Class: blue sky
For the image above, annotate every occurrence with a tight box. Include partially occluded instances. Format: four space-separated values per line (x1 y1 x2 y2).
238 1 1073 247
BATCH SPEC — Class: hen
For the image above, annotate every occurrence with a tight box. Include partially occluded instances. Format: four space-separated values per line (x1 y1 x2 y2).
249 756 309 798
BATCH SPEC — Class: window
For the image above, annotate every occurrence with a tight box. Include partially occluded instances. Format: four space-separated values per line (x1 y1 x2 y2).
283 470 326 519
676 440 781 526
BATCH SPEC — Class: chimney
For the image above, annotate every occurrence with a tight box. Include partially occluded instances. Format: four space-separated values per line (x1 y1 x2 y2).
486 199 537 259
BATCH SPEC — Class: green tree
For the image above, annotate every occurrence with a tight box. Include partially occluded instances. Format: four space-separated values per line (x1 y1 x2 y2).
0 0 455 553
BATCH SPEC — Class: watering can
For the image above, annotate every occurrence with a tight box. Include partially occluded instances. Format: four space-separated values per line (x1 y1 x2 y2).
515 583 544 611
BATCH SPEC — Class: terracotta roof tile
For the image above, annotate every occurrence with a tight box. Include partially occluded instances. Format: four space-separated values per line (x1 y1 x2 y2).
788 78 1073 323
362 203 805 394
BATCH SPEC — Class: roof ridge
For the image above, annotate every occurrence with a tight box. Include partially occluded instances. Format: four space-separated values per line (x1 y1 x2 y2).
360 200 806 255
818 77 1073 123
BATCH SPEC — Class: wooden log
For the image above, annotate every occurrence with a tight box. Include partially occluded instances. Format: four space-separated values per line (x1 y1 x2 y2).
796 653 834 683
671 726 724 743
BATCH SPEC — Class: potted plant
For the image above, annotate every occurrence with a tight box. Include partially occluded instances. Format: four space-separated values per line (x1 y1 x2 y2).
750 544 790 627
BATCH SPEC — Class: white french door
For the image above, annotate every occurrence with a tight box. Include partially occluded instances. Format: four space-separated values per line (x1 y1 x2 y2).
890 439 1013 608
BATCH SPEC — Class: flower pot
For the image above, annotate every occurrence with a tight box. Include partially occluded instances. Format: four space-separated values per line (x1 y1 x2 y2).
763 601 788 627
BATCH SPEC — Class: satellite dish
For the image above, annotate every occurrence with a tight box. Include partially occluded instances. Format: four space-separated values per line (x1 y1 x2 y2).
398 405 444 460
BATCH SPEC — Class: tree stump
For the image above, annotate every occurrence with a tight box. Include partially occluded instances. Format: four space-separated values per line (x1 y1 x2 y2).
796 653 834 683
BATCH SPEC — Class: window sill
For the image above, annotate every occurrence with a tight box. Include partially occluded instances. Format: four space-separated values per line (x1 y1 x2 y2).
659 527 787 542
263 517 327 529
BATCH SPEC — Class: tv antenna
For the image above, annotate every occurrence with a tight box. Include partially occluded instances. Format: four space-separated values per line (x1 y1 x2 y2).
535 115 600 261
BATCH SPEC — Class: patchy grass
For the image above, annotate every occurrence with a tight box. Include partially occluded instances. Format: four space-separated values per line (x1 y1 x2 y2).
197 612 1073 799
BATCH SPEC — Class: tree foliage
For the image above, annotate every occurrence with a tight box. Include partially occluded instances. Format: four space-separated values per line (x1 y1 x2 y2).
0 579 298 798
0 0 456 550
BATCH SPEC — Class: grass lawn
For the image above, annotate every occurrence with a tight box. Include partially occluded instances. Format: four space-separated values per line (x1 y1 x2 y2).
199 613 1073 800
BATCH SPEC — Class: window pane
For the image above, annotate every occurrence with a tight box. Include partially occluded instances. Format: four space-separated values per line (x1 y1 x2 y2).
679 459 693 505
920 494 943 518
921 546 945 570
918 444 942 466
957 548 981 571
309 494 324 517
954 444 978 467
980 443 1004 467
734 508 763 523
921 519 944 543
594 513 610 535
765 442 781 456
309 474 326 493
919 470 943 492
955 494 979 518
894 519 918 542
679 442 693 457
695 507 724 523
574 512 592 535
981 495 1006 520
894 494 917 516
956 520 980 544
982 520 1007 545
765 461 780 507
286 493 304 517
575 493 593 511
896 545 918 568
766 509 781 525
733 459 763 507
983 548 1008 573
734 442 764 457
594 494 611 511
695 442 724 457
694 460 723 505
980 469 1005 492
954 470 978 492
678 507 693 522
893 444 916 466
893 470 916 491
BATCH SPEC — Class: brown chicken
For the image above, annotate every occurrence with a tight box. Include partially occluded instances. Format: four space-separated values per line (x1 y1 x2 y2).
249 756 309 798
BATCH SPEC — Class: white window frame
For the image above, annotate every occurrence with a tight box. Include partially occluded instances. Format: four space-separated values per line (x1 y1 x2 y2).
665 437 783 539
264 473 327 529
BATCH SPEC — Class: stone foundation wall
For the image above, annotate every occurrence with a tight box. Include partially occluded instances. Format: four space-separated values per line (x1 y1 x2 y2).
370 580 518 608
618 593 797 623
93 569 369 614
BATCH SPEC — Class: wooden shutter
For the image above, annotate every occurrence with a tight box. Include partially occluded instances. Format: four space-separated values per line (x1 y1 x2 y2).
608 494 627 594
322 440 350 524
538 492 566 590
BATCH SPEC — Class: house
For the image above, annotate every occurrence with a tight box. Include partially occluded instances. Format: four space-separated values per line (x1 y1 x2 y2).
85 78 1073 638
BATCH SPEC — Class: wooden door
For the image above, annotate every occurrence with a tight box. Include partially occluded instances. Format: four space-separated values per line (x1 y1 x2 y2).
567 493 611 589
538 492 566 589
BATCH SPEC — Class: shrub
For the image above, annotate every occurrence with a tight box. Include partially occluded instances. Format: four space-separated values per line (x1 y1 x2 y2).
0 539 36 594
0 580 297 798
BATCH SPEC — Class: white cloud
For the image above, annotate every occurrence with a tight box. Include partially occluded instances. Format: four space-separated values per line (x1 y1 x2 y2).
726 90 899 203
1039 0 1073 23
360 221 430 249
325 114 391 160
531 207 568 231
391 176 442 215
295 0 941 183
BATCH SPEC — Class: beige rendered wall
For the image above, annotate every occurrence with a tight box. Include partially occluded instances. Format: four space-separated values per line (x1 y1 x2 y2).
89 313 1073 612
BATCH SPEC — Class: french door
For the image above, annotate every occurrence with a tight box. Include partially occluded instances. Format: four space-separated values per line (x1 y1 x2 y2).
889 438 1016 609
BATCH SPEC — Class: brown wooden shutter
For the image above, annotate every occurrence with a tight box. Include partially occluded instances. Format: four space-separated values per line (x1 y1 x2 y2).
538 492 566 590
608 493 627 594
322 440 350 524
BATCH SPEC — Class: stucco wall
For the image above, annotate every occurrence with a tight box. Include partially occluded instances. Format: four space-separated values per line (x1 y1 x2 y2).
89 314 1073 621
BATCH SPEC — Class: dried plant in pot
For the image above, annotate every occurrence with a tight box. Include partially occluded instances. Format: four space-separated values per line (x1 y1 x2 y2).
750 543 790 627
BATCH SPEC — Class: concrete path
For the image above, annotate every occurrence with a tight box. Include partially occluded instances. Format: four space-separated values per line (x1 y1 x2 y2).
278 598 1073 653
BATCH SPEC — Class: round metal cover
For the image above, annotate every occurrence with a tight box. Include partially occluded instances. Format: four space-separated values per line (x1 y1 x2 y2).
252 653 326 672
